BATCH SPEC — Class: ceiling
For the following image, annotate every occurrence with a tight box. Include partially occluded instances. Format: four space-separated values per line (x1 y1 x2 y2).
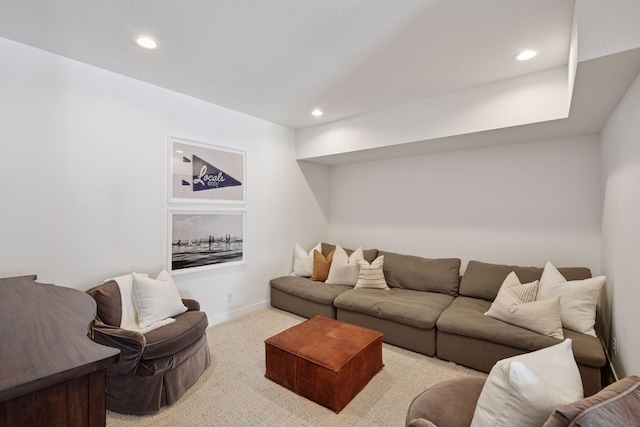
305 47 640 165
0 0 576 129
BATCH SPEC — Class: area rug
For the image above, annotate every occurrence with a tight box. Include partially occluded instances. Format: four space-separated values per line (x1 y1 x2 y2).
107 307 484 427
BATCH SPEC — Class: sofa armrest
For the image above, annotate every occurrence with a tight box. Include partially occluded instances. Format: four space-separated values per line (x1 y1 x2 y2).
182 298 200 311
92 321 146 377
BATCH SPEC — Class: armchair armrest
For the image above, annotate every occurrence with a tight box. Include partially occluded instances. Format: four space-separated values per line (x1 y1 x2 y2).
92 321 146 377
182 298 200 311
408 419 438 427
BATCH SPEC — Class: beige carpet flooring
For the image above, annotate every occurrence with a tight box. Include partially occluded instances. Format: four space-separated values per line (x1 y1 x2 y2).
107 307 485 427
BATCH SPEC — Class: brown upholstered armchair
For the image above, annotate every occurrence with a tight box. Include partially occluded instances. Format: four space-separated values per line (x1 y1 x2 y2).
87 280 210 414
406 375 640 427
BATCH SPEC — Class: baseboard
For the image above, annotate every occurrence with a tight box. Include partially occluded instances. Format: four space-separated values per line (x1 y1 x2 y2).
208 299 270 326
600 336 619 387
601 358 618 387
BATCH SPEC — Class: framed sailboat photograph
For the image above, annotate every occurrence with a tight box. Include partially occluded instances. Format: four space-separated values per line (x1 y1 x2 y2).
168 209 246 274
168 136 246 204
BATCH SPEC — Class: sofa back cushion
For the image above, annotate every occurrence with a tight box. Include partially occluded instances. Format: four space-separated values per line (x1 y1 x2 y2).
378 251 461 295
460 261 592 302
86 280 122 327
322 242 378 264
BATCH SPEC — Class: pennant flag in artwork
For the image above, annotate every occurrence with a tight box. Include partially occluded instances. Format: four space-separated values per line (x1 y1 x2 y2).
191 155 242 192
181 180 190 186
182 157 191 163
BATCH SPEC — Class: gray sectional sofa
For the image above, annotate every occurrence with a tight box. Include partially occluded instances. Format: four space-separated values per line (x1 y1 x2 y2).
269 243 607 396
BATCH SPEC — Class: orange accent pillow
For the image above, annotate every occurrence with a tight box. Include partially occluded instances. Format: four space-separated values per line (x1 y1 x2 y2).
311 249 334 281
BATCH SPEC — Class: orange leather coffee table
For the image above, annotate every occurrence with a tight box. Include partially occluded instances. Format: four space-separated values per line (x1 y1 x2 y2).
265 315 384 413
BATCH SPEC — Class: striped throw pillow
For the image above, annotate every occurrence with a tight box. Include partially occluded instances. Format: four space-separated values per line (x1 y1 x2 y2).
499 271 539 303
510 280 539 303
355 256 389 290
484 271 563 339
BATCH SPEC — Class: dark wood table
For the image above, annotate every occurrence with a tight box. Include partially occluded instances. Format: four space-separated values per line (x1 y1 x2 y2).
0 275 120 427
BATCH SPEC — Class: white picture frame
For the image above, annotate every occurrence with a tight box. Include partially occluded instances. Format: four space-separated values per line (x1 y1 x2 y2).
168 136 246 204
168 208 246 275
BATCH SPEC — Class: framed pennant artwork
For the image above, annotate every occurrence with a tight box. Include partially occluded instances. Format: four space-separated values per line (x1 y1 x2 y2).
168 136 246 204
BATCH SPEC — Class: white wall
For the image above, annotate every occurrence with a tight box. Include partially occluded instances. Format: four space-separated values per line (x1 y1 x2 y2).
577 0 640 62
601 71 640 378
329 135 602 273
0 37 329 324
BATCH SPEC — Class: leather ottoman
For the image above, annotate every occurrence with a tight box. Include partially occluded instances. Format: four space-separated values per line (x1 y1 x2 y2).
265 315 384 413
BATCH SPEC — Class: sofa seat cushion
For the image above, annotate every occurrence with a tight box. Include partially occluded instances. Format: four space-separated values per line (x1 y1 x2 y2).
270 276 352 305
333 288 454 330
141 310 208 360
436 297 605 367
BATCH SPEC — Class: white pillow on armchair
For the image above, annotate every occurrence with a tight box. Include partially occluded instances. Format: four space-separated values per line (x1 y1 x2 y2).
132 270 188 329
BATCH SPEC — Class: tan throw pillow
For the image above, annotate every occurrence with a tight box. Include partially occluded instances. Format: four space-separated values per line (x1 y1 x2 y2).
485 272 563 339
311 249 334 281
355 255 389 290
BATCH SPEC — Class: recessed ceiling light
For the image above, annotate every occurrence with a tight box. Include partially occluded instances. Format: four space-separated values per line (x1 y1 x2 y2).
514 50 537 61
311 108 323 117
135 36 157 49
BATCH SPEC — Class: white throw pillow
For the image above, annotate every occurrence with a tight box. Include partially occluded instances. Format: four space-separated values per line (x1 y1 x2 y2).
537 262 605 337
106 273 147 329
471 339 583 427
132 270 188 328
292 242 322 277
485 272 563 339
325 245 364 286
354 255 389 290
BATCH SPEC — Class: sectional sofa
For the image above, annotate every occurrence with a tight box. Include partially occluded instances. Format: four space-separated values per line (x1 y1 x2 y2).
269 243 607 396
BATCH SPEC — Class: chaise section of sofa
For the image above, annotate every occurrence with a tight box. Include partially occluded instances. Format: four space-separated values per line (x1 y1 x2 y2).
436 260 606 396
334 252 461 356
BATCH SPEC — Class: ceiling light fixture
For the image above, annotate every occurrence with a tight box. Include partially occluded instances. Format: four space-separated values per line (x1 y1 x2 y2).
311 108 323 117
135 36 157 49
514 50 537 61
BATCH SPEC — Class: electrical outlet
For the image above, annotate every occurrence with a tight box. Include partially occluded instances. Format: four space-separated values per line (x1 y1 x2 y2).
612 337 617 357
226 293 232 304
